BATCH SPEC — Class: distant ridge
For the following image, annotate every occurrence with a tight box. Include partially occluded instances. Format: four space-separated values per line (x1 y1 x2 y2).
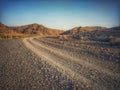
61 26 120 40
0 23 64 36
61 26 106 35
0 22 120 39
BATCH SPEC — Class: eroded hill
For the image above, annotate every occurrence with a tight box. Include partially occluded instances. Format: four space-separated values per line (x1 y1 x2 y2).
0 23 64 38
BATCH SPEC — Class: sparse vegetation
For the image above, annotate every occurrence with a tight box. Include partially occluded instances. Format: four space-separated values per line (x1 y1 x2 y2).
0 33 26 39
110 37 120 46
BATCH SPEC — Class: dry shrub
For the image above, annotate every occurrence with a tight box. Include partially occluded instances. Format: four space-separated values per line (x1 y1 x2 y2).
110 37 120 46
0 34 11 38
75 43 79 47
0 33 25 39
59 35 69 40
80 36 84 40
38 33 44 36
80 36 88 41
62 35 69 40
0 37 2 40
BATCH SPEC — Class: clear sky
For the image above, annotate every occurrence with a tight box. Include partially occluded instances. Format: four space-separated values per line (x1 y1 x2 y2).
0 0 120 30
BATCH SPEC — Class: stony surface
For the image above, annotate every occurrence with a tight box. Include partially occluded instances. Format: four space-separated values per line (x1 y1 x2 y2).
0 39 75 90
0 37 120 90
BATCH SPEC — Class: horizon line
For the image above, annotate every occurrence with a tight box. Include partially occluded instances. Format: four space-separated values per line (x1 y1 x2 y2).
0 22 119 30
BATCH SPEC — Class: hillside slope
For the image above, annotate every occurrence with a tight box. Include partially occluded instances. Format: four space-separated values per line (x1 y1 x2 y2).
61 26 120 41
62 26 106 35
0 23 64 38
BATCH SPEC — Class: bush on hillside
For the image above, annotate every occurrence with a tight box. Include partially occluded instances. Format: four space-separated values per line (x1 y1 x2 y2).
110 37 120 46
0 34 25 39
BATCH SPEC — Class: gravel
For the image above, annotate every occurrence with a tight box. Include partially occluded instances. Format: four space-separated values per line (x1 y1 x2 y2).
0 39 75 90
0 37 120 90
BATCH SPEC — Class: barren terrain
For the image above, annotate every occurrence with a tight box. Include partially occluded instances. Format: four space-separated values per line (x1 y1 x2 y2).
0 36 120 90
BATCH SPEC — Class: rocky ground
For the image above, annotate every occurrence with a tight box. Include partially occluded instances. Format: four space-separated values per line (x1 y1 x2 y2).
0 39 76 90
0 37 120 90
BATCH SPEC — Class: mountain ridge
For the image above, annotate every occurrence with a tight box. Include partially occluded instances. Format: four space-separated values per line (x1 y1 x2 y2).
0 22 119 39
0 23 64 36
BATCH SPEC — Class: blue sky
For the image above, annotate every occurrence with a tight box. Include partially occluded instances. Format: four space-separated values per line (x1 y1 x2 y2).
0 0 120 30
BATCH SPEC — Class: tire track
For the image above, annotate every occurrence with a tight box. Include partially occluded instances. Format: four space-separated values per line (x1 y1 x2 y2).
36 37 120 74
33 38 120 78
30 38 120 90
23 37 103 90
23 37 120 90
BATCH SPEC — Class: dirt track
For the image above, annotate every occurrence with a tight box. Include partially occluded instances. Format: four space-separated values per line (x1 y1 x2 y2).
23 37 120 90
0 37 120 90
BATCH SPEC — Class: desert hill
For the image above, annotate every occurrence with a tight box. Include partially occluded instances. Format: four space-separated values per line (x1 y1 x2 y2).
61 26 106 35
0 22 120 41
10 23 64 35
0 23 64 38
61 26 120 41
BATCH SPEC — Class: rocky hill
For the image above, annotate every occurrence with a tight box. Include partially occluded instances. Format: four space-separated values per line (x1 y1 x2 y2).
61 26 120 41
10 23 64 35
62 26 106 35
0 23 64 38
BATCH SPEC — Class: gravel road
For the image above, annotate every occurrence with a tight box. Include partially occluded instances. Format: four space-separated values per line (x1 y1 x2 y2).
0 37 120 90
0 39 75 90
